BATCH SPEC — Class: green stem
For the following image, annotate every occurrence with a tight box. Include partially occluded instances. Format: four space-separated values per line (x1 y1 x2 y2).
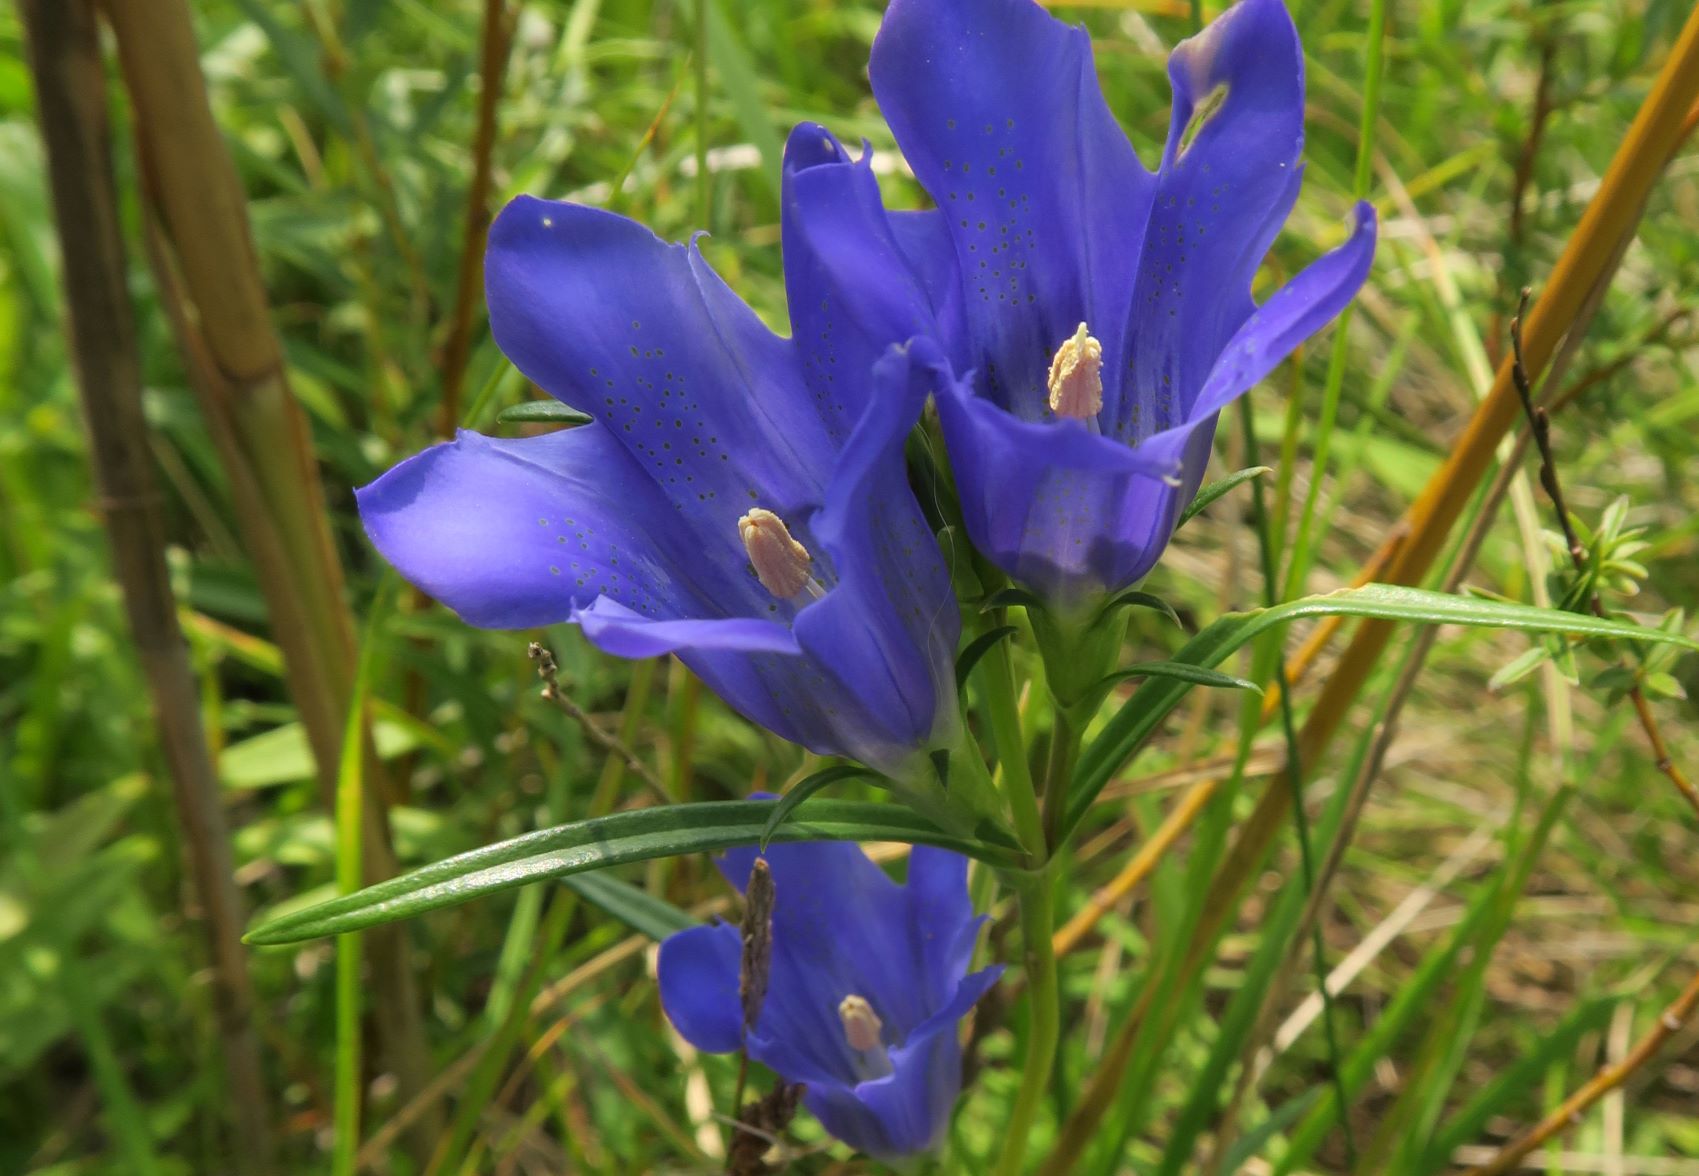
1040 709 1081 854
331 577 395 1176
994 868 1059 1176
979 632 1043 858
693 0 710 228
975 624 1065 1175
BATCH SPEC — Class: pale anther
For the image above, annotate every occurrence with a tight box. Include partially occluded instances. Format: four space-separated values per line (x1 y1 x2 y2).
838 994 884 1053
1047 322 1104 420
739 508 820 600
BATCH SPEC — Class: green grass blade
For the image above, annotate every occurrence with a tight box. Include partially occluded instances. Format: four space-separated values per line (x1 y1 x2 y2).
560 872 696 941
246 798 1022 944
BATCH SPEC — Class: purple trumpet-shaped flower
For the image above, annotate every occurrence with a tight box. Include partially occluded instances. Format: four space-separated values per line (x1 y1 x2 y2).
357 127 965 778
857 0 1377 607
658 836 1001 1158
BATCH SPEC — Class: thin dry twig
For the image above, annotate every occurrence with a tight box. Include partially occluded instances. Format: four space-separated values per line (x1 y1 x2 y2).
527 642 670 804
437 0 514 433
726 1082 805 1176
1462 969 1699 1176
1507 289 1699 818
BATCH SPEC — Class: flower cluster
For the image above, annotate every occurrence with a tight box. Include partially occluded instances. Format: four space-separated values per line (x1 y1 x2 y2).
358 0 1373 1160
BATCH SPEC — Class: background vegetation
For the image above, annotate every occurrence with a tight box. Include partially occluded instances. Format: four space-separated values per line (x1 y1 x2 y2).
3 0 1698 1171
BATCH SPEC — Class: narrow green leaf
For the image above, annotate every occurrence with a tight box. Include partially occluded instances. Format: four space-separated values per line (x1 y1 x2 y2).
761 765 878 849
1215 1089 1323 1174
1067 584 1699 835
1178 465 1272 527
1097 589 1183 628
495 400 593 426
979 586 1043 613
246 799 1019 945
560 872 696 942
1100 662 1261 695
702 0 784 207
1486 644 1551 693
956 625 1019 692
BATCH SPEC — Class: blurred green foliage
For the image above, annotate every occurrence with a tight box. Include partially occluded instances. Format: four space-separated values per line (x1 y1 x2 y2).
2 0 1698 1171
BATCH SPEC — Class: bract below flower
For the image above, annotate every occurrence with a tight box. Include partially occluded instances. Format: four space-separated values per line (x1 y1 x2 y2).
658 837 1001 1159
357 127 962 778
863 0 1377 608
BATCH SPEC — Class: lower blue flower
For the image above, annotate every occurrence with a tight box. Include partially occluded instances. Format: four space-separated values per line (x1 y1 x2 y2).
658 838 1002 1158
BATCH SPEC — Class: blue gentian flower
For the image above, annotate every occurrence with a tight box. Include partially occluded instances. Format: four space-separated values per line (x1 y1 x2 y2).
856 0 1378 608
357 127 964 778
658 837 1002 1158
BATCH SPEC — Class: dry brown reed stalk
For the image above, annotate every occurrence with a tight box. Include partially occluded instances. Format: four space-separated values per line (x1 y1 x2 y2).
98 0 439 1146
19 0 273 1167
1045 10 1699 1169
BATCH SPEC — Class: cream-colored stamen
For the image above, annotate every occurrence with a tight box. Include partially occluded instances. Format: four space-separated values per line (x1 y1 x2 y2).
838 994 885 1053
739 508 820 600
1047 322 1104 420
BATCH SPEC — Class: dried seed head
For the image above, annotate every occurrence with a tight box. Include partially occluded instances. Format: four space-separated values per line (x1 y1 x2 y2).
1047 322 1104 420
837 994 884 1053
739 859 775 1035
739 509 817 599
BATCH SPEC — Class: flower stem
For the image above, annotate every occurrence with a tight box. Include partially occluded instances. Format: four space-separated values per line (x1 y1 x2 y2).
1040 709 1081 854
979 634 1043 858
995 867 1059 1176
973 623 1062 1174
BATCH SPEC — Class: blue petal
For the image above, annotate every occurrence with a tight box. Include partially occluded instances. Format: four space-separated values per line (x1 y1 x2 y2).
933 377 1184 601
871 0 1153 418
657 923 744 1055
777 147 965 762
356 426 714 629
485 196 832 515
888 209 970 369
717 841 926 1048
1108 0 1310 442
782 126 932 450
903 845 979 1009
782 127 956 431
1181 202 1379 428
809 964 1003 1157
793 342 963 756
574 599 798 656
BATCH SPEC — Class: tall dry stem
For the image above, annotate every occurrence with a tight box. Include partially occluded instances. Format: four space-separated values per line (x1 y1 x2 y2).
19 0 273 1167
99 0 440 1148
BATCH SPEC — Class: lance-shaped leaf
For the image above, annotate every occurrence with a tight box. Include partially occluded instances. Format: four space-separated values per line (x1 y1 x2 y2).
246 799 1022 945
1065 583 1699 835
